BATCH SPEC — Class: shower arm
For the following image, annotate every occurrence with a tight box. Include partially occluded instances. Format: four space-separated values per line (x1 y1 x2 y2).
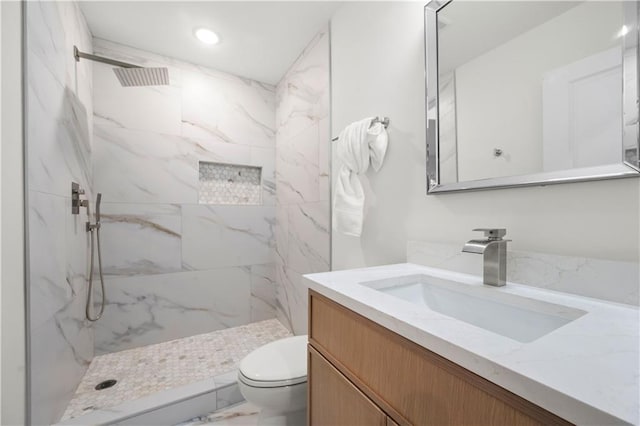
73 45 140 69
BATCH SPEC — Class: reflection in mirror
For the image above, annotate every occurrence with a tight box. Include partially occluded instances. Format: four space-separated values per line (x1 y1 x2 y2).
426 0 639 192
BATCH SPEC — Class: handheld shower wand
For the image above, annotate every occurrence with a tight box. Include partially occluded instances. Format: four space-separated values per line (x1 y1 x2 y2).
95 193 102 223
86 193 105 322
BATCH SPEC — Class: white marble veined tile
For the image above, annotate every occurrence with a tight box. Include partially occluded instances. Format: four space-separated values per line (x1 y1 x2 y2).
64 87 93 184
275 264 308 335
215 385 244 413
273 26 330 336
318 117 331 202
98 203 182 276
29 192 72 331
181 205 275 270
27 61 93 197
212 402 260 426
250 147 276 206
65 195 93 324
287 202 330 274
35 0 94 141
29 192 93 426
188 136 253 166
179 402 260 426
507 251 639 305
275 28 329 142
94 268 252 354
100 203 182 217
181 70 276 149
276 124 320 204
250 264 277 322
407 240 640 306
277 117 320 166
26 3 95 424
274 204 289 266
27 1 94 96
93 125 198 204
27 1 68 89
31 313 92 426
93 58 183 136
66 209 92 280
63 2 93 112
179 57 275 97
30 195 93 363
212 371 238 388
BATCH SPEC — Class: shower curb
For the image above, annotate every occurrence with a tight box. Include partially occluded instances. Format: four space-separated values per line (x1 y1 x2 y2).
54 370 243 426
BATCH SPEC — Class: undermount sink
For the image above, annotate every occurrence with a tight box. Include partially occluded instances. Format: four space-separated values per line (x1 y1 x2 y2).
361 274 586 343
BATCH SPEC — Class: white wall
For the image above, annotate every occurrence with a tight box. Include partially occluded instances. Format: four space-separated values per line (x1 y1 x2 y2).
331 2 639 273
453 2 622 181
1 1 27 424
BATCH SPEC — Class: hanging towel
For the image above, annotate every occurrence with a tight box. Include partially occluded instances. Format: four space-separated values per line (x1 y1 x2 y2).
333 117 388 237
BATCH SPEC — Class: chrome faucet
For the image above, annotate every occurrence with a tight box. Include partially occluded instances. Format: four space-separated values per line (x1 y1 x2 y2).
462 228 510 287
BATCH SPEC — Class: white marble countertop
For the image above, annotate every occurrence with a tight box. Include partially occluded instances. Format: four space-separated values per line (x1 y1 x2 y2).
304 263 640 425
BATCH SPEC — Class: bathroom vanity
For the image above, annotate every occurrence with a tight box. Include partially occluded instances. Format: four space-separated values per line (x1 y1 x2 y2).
304 264 639 425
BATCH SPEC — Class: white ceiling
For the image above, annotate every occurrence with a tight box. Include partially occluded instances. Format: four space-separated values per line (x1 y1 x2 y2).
79 1 342 85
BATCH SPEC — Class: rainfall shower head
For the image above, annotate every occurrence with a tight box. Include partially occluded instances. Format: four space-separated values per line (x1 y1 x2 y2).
74 46 169 87
113 67 169 87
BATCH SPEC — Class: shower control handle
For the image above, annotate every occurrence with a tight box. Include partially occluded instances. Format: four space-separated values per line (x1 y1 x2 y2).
71 182 88 215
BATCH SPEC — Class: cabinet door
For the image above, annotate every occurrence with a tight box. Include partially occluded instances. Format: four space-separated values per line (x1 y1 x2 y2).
309 291 571 426
309 346 386 426
386 416 400 426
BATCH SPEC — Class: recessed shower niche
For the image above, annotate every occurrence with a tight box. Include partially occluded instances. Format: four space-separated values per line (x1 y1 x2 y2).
198 161 262 205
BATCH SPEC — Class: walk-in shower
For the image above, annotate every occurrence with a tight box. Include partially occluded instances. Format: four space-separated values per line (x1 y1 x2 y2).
26 1 331 424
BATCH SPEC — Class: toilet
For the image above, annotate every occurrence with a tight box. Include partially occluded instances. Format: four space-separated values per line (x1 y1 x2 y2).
238 335 308 425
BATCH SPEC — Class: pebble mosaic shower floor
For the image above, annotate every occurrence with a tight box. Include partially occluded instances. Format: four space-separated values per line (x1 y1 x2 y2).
61 319 291 421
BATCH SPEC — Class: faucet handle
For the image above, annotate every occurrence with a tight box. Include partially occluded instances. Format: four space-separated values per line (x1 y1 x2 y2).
473 228 507 240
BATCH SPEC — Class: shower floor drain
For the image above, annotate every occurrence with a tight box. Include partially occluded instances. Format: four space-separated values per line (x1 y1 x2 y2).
95 379 117 391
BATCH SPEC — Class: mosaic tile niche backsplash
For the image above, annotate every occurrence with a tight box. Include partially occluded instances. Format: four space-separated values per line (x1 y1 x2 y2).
199 162 262 205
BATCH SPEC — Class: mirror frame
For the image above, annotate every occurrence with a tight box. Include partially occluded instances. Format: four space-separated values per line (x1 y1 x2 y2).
425 0 640 194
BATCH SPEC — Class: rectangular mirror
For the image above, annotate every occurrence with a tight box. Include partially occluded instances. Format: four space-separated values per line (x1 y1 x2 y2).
425 0 639 193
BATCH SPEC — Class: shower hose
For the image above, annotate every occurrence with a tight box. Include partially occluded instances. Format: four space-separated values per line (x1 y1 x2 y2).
86 222 106 321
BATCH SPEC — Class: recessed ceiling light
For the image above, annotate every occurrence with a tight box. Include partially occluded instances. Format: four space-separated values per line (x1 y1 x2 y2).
617 25 630 38
195 28 219 45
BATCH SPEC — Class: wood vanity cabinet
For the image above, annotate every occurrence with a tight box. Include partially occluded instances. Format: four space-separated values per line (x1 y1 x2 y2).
307 290 573 426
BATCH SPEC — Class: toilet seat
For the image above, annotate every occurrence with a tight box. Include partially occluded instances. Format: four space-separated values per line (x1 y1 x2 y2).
238 335 308 389
238 371 306 388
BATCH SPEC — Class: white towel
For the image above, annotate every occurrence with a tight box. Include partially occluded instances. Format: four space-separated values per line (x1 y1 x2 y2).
333 117 388 237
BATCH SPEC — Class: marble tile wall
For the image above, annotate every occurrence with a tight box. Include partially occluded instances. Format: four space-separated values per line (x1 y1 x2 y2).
91 39 278 353
407 240 639 306
26 1 95 424
274 28 331 334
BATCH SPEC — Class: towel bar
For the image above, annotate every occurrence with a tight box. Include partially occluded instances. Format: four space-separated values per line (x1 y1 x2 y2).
331 116 389 141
